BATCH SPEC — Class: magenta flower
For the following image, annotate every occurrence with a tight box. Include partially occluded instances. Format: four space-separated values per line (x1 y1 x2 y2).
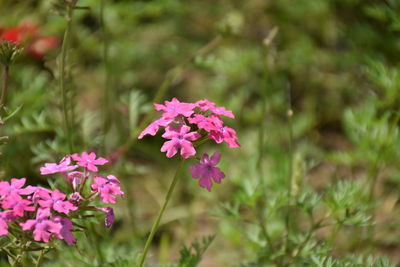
189 152 225 192
2 195 35 217
53 217 76 245
0 178 35 198
20 208 62 243
138 117 173 139
196 99 235 118
154 97 195 119
96 207 115 228
209 126 240 148
160 125 201 158
38 189 77 214
0 211 15 236
40 156 78 175
91 175 124 204
188 114 223 132
71 152 108 172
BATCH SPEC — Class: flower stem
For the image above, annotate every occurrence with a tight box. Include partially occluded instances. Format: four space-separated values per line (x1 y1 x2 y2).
0 64 9 108
59 3 75 153
138 158 186 267
100 0 112 152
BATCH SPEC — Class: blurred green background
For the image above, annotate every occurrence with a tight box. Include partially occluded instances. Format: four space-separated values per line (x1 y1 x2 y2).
1 0 400 266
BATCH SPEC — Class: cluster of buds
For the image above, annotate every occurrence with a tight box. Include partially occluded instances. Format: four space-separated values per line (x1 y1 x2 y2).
139 98 239 191
0 152 123 245
0 21 58 60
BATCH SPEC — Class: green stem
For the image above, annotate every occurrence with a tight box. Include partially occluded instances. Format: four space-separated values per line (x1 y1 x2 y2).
59 3 75 153
138 158 186 267
35 249 45 267
284 85 294 253
100 0 112 152
0 64 9 108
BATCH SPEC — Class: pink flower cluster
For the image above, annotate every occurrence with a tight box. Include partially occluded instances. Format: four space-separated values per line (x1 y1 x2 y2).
139 98 239 191
0 152 123 245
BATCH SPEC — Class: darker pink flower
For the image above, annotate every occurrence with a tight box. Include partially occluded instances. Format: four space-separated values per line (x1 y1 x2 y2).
71 152 108 172
196 99 235 118
91 175 124 204
20 208 62 243
209 126 240 148
37 189 77 214
40 156 78 175
188 114 223 132
154 98 195 119
160 125 201 158
189 152 225 192
53 217 76 245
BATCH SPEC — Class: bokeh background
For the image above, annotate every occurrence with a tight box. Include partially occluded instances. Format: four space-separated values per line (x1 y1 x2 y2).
0 0 400 266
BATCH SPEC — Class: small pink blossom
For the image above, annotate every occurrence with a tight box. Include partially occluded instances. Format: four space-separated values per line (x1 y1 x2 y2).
196 99 235 118
138 117 173 139
38 189 77 214
0 211 15 236
189 152 225 192
154 98 195 119
0 178 35 198
40 156 78 175
160 125 201 158
188 114 223 132
71 152 108 172
20 208 62 243
96 207 115 228
209 126 240 148
53 217 76 245
2 195 35 217
91 175 124 204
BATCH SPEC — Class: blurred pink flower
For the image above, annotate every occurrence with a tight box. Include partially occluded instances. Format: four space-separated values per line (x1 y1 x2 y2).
91 175 124 204
138 117 173 139
37 189 77 214
161 125 201 158
20 208 62 243
40 156 78 175
53 217 76 245
195 99 235 118
209 126 240 148
188 114 223 132
71 152 108 172
0 178 35 198
154 97 195 119
189 152 225 192
2 195 35 217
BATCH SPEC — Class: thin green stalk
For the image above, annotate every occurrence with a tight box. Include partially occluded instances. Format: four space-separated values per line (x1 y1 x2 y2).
35 249 45 267
139 158 186 267
283 85 294 254
59 3 75 153
100 0 112 152
0 64 9 108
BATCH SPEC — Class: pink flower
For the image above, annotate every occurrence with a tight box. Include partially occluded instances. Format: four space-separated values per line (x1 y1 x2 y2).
138 117 173 139
209 126 240 148
0 178 35 198
0 211 16 236
188 114 223 132
154 98 195 119
53 217 76 245
20 208 62 243
189 152 225 192
2 195 35 217
40 156 78 175
38 189 77 214
160 125 201 158
71 152 108 172
196 99 235 118
91 175 124 204
66 171 84 191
